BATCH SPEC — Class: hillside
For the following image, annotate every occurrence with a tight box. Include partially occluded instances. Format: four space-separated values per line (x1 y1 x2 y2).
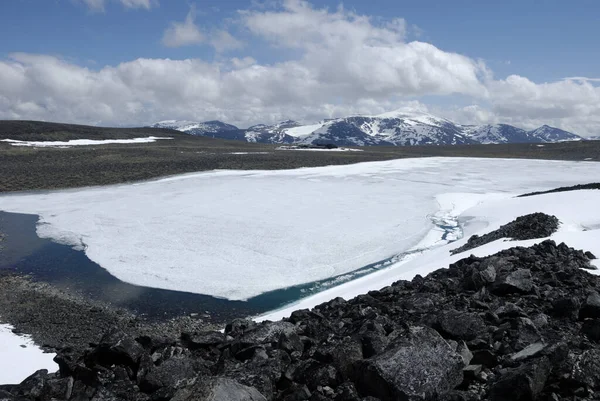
0 120 598 193
0 120 187 142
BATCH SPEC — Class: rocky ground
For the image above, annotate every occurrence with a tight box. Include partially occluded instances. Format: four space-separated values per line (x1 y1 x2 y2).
451 213 560 255
0 273 219 352
3 211 600 400
519 183 600 198
1 121 599 193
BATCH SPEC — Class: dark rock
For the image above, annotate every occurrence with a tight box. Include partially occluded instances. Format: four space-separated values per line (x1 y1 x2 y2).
579 291 600 319
225 319 257 337
452 213 559 255
181 331 225 349
436 310 486 341
278 331 304 354
139 356 197 393
88 330 144 368
8 226 600 401
463 365 482 380
510 343 546 362
171 377 267 401
551 296 580 319
492 269 533 294
334 382 360 401
236 322 298 349
16 370 48 399
471 350 498 368
585 251 597 260
581 319 600 342
44 376 74 400
489 357 551 401
354 326 464 401
456 341 473 366
571 349 600 389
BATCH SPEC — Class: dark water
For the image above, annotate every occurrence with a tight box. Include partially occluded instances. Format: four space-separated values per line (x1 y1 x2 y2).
0 211 461 322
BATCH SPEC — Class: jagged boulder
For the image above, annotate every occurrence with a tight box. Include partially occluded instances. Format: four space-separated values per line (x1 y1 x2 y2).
436 310 486 341
171 377 267 401
354 326 464 401
489 357 552 401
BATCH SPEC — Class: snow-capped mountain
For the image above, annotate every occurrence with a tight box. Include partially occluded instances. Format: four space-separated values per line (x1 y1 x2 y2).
527 125 583 142
462 124 540 144
151 111 583 146
150 120 246 140
243 120 298 144
293 112 475 146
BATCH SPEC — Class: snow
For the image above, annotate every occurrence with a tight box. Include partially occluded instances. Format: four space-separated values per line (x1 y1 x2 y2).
284 123 325 137
0 158 599 301
276 146 363 152
374 110 450 126
1 137 172 148
257 188 600 321
0 324 57 385
228 152 271 155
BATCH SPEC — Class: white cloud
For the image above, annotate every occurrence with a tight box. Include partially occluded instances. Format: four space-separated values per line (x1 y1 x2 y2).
3 0 600 137
162 6 204 47
81 0 154 12
161 7 243 52
211 30 244 53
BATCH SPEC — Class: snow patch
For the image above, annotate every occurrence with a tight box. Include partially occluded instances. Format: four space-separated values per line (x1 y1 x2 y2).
1 137 172 148
284 123 325 137
0 324 57 385
276 146 363 152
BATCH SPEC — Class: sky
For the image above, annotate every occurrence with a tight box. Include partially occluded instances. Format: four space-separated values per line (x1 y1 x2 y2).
1 0 599 136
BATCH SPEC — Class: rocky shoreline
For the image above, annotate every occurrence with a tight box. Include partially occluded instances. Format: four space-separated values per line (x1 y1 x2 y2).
3 211 600 400
0 273 220 353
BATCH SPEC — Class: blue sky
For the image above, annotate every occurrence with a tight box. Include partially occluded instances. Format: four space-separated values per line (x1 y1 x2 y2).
1 0 599 135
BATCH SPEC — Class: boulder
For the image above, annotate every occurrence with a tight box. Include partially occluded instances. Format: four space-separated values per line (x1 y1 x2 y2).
88 330 144 368
551 296 580 319
139 356 197 393
489 357 551 401
492 269 533 295
571 349 600 389
354 326 464 401
436 311 486 341
181 331 225 350
171 377 267 401
581 319 600 342
579 292 600 319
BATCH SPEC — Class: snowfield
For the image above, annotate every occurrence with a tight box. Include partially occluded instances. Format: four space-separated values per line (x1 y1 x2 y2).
0 158 599 301
0 324 57 384
0 137 172 147
258 188 600 321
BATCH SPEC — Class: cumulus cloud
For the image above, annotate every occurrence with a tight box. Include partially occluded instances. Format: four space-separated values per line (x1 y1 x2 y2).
81 0 154 12
3 0 599 136
161 7 244 52
210 30 244 52
162 6 204 47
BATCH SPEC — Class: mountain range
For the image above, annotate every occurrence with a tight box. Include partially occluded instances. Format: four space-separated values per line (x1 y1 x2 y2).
151 111 584 147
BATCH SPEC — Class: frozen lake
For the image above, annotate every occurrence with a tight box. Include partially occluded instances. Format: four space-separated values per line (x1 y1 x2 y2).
1 157 599 302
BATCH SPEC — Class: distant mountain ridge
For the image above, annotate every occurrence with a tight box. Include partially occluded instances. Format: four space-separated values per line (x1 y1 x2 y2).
150 111 584 146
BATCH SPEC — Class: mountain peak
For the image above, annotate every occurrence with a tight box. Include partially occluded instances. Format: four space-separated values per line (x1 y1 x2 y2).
150 111 582 146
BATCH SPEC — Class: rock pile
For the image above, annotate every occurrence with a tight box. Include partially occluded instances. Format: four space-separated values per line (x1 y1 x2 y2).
3 226 600 400
518 183 600 198
451 213 559 255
